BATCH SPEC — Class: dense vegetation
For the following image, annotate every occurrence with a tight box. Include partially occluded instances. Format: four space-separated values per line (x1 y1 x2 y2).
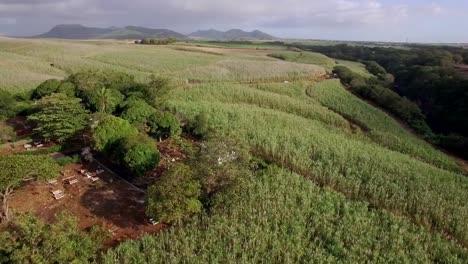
137 38 177 45
332 65 432 135
105 166 467 263
1 39 467 263
166 80 467 246
302 44 468 157
0 213 104 263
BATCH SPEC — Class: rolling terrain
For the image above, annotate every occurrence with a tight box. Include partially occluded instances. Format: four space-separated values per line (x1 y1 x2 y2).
0 37 467 262
34 24 188 40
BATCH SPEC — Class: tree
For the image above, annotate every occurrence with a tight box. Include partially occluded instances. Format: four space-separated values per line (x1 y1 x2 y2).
0 90 17 119
148 111 181 141
32 79 61 99
92 115 138 153
68 71 135 93
119 134 160 177
68 71 132 113
364 61 387 80
82 87 124 114
56 81 76 97
0 212 104 263
190 112 211 139
146 164 202 223
120 97 156 128
0 155 60 222
0 126 15 144
27 93 89 143
144 76 172 107
195 135 251 199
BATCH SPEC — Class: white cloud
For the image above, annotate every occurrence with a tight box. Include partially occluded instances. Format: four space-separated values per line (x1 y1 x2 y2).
0 0 465 42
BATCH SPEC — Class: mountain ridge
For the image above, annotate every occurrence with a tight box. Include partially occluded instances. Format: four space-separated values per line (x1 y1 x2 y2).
34 24 276 40
34 24 187 40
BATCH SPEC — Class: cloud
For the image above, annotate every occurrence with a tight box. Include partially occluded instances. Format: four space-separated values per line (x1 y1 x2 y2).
0 0 409 30
0 0 465 42
0 17 16 25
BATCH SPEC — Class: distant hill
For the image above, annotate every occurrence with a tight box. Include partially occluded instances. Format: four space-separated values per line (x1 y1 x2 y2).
189 29 276 40
35 24 187 40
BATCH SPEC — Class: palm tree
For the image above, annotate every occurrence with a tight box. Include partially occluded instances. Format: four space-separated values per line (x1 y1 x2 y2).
96 87 110 113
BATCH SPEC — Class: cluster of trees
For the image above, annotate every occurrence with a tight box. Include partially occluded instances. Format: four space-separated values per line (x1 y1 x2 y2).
23 71 183 177
146 135 253 224
333 65 432 135
0 213 104 263
136 38 177 45
305 44 468 157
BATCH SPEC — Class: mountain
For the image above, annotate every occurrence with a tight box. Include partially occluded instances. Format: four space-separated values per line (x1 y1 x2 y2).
189 29 276 40
35 24 187 40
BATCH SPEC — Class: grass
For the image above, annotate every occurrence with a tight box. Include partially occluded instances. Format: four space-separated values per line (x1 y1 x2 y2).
178 59 325 83
104 166 467 263
335 59 373 78
269 51 372 77
1 37 467 260
0 37 325 90
0 51 65 91
166 81 468 245
307 79 459 172
188 40 287 50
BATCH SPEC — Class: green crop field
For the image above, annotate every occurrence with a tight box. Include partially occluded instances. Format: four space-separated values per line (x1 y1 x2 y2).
268 51 372 77
1 37 467 262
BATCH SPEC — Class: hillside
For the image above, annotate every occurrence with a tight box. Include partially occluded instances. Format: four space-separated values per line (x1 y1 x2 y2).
0 38 467 262
34 24 187 40
189 29 276 40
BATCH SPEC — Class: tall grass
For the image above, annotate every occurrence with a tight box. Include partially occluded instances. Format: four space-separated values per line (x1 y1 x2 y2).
307 80 460 172
103 166 467 263
269 51 372 77
269 51 336 70
179 59 325 83
167 85 468 245
0 38 325 90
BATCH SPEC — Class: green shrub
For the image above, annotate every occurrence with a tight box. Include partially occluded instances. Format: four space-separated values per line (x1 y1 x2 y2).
120 97 155 127
146 164 202 223
118 134 160 177
148 111 181 141
0 126 15 143
55 154 80 166
32 79 61 99
0 90 18 119
56 82 76 97
92 115 138 153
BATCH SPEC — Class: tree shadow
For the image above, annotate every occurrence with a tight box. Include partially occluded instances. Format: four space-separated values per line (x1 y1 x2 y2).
80 183 147 229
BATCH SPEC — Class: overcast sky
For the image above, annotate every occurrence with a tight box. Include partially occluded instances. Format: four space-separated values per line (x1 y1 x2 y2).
0 0 466 42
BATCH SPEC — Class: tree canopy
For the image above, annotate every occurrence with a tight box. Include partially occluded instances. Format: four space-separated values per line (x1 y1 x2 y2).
118 134 160 177
195 135 251 200
56 81 76 97
120 97 156 128
0 155 60 222
92 114 138 153
148 111 181 141
27 93 89 143
146 164 202 223
32 79 61 100
0 213 104 263
0 90 17 119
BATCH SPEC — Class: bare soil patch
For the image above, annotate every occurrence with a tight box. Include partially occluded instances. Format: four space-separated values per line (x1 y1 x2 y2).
8 162 163 248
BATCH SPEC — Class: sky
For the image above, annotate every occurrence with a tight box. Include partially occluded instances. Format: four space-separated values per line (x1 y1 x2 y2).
0 0 467 43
